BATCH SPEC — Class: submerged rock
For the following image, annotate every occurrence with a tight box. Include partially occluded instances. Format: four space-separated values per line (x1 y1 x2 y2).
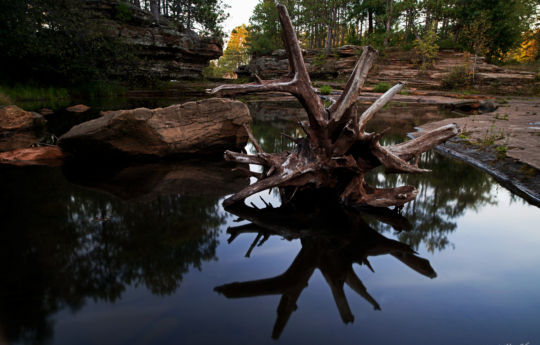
39 108 54 116
0 146 65 166
66 104 90 113
58 98 250 160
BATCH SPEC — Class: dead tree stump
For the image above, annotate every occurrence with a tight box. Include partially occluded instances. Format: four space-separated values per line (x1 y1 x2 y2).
208 4 459 208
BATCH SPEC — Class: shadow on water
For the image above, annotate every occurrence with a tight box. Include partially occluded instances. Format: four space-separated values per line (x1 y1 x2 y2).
217 201 437 339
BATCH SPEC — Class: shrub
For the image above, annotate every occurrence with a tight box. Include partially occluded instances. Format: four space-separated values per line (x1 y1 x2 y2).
0 91 11 105
437 39 464 51
413 27 439 69
115 2 132 23
313 54 327 68
373 82 391 93
319 85 332 95
441 66 473 90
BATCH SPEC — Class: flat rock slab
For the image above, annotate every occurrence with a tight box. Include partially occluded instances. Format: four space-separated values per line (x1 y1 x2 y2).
0 146 65 166
419 97 540 170
58 98 250 160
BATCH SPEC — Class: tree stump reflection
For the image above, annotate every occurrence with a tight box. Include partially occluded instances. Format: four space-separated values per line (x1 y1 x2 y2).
216 200 436 339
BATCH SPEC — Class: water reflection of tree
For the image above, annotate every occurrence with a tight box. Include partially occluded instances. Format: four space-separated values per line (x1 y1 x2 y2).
217 202 436 339
367 137 496 252
252 123 497 252
0 165 224 344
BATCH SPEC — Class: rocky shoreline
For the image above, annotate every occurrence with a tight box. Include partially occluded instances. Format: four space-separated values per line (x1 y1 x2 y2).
418 97 540 206
1 90 538 206
433 139 539 206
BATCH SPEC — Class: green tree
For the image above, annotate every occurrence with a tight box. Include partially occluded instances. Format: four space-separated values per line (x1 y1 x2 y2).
247 0 285 55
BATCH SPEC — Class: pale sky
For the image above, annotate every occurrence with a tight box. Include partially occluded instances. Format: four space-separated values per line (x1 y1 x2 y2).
222 0 258 38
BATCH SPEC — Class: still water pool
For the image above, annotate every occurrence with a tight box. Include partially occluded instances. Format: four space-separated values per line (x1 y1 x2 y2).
1 100 539 345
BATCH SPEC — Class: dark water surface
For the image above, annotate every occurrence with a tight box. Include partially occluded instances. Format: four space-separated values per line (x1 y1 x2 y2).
1 99 539 345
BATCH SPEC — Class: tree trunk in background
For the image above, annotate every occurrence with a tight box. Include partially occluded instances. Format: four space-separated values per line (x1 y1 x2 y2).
368 9 373 34
325 8 336 55
424 10 431 34
405 8 414 41
384 0 394 46
150 0 160 24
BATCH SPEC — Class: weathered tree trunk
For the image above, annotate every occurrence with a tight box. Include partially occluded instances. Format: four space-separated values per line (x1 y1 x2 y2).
208 4 459 208
325 7 336 55
384 0 394 46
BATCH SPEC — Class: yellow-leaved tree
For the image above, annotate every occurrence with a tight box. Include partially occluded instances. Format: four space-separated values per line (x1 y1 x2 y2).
204 24 250 78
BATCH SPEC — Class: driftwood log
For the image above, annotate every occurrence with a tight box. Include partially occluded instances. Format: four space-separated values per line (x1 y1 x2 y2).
216 202 436 339
208 4 459 208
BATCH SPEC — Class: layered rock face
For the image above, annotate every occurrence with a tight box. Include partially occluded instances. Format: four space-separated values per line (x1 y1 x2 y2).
58 98 250 159
84 0 222 80
243 46 537 93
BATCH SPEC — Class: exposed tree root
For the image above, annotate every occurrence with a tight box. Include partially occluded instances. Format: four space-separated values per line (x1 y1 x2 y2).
208 4 459 208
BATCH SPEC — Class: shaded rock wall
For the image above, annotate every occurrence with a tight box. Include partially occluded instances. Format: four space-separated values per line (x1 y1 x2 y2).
84 0 222 80
243 46 537 93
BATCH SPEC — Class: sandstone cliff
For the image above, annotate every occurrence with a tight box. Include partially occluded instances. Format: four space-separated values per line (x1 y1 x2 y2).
242 46 537 94
84 0 222 80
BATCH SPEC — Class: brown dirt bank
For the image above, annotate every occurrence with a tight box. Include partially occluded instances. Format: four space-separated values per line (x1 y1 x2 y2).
419 97 540 206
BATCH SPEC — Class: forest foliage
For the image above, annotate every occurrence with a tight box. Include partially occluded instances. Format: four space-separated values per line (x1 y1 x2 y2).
246 0 540 63
125 0 229 38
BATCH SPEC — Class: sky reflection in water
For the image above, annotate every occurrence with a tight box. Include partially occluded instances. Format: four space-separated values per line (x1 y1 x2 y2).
0 102 539 345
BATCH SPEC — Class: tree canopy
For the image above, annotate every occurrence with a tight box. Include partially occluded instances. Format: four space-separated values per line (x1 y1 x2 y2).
129 0 229 38
246 0 540 62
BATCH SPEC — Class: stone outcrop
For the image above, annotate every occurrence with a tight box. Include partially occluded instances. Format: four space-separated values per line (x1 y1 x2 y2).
83 0 222 80
58 98 250 159
242 46 537 93
0 105 46 152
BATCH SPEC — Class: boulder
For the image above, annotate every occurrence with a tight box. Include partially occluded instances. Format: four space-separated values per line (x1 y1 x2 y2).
0 146 65 166
0 105 46 132
58 98 250 159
